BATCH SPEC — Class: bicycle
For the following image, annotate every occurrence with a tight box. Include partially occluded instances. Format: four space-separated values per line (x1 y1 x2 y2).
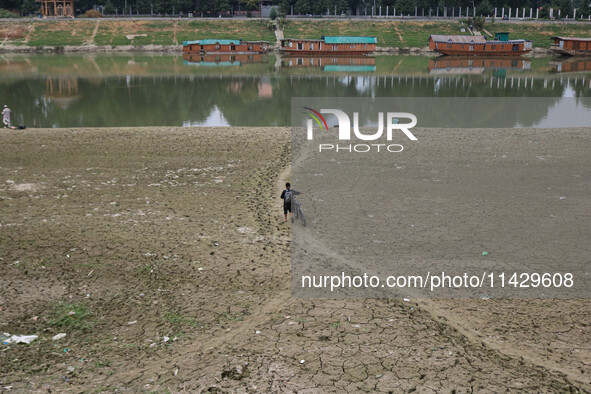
292 196 306 226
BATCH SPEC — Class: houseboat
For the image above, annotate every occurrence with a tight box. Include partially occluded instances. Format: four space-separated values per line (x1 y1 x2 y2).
182 39 269 54
281 56 376 72
550 37 591 56
280 36 377 55
429 33 532 56
428 56 530 74
183 53 269 66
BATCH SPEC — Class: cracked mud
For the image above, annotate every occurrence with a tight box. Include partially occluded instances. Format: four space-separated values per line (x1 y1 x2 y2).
0 127 589 392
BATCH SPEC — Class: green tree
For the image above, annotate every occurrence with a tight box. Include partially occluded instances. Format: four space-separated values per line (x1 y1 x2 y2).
294 0 311 14
269 5 278 18
396 0 414 15
279 0 290 14
103 0 115 14
240 0 259 10
476 0 493 15
539 4 550 18
20 0 38 15
558 0 573 17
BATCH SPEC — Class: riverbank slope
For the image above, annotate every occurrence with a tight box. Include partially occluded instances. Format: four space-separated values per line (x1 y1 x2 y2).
0 19 589 52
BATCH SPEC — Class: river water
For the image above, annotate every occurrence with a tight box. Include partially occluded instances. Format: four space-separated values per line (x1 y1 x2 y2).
0 53 589 128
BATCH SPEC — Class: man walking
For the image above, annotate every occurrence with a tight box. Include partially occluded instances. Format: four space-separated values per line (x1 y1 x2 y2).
280 182 299 223
2 105 11 128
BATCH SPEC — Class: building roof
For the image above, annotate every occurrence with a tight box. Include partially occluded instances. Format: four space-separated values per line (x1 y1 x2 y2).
324 36 377 44
183 39 242 46
551 36 591 42
429 35 486 43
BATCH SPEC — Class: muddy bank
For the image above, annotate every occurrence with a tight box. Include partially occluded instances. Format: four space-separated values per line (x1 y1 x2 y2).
0 127 589 391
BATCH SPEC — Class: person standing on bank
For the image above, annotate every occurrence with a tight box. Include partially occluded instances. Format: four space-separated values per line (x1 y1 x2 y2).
2 105 11 128
280 182 300 223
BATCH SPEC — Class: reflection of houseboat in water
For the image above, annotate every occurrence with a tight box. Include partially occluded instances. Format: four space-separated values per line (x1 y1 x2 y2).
182 53 269 66
280 36 377 55
429 33 532 56
550 37 591 56
182 39 269 54
550 58 591 73
281 56 376 72
44 77 80 109
428 57 531 75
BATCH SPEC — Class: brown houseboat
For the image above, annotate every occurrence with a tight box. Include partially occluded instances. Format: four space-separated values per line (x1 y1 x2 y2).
182 39 269 54
280 36 377 55
428 57 531 74
550 37 591 56
429 33 532 56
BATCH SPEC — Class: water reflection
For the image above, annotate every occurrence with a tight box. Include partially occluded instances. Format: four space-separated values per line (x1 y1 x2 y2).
44 77 81 109
182 53 270 67
0 53 589 128
281 56 376 72
429 56 531 76
551 58 591 74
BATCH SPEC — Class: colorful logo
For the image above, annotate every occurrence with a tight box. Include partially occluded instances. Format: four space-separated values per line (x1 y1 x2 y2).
302 107 328 131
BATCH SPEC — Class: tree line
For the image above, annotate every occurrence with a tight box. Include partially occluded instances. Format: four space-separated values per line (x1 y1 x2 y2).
1 0 589 18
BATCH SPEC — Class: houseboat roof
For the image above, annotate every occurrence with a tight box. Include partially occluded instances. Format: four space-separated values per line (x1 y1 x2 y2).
282 36 377 44
182 39 268 46
429 35 486 44
324 36 377 44
551 36 591 42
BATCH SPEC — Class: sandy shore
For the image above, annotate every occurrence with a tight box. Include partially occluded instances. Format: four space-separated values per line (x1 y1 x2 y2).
0 127 589 391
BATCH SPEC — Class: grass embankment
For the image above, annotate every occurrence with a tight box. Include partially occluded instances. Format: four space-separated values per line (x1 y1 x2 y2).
0 19 589 49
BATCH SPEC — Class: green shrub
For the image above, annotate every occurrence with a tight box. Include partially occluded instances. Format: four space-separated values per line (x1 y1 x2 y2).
0 8 19 18
80 9 103 17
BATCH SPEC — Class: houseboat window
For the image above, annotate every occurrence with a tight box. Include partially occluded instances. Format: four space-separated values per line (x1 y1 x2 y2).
215 44 220 50
310 43 314 50
200 45 204 50
248 45 253 50
310 58 314 65
491 45 496 49
512 44 518 51
297 58 303 65
447 43 452 49
461 44 464 49
230 44 235 51
574 41 580 50
333 45 337 50
297 43 303 50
